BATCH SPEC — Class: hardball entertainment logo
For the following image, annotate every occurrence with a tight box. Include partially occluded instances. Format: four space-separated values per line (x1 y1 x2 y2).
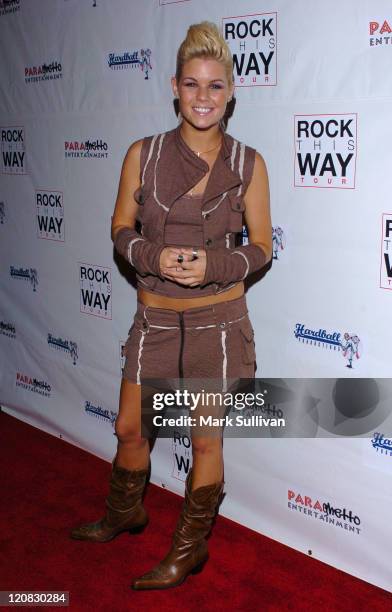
25 61 62 84
79 263 112 319
294 324 361 369
0 200 5 224
107 49 152 80
16 372 51 398
0 320 16 338
10 266 38 291
380 213 392 290
64 139 109 159
369 19 392 47
1 127 26 175
287 490 361 535
36 190 64 242
272 226 285 260
48 334 78 365
294 114 357 188
223 12 277 87
0 0 20 16
371 432 392 457
84 400 116 427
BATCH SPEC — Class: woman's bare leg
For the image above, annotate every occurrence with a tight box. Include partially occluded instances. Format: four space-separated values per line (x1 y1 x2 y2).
190 398 224 489
114 379 150 470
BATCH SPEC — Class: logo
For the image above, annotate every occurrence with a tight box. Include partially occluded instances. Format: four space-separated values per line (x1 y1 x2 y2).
371 432 392 457
223 12 277 87
380 213 392 289
287 490 361 535
120 339 126 375
294 114 357 188
0 0 20 16
16 372 51 397
172 430 191 481
84 400 116 427
0 200 5 223
241 224 248 246
272 225 285 260
369 19 392 46
36 189 65 242
64 139 109 159
10 266 38 291
1 127 26 174
294 324 361 369
0 320 16 338
107 48 152 79
47 334 78 365
79 263 112 319
25 61 62 84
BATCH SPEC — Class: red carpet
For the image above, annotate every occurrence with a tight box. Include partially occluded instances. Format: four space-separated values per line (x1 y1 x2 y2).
1 408 391 611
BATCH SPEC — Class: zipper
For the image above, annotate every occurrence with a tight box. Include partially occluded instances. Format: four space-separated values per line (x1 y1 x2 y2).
178 311 185 378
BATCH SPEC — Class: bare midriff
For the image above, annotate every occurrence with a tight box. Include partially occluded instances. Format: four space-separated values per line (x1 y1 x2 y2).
138 281 244 312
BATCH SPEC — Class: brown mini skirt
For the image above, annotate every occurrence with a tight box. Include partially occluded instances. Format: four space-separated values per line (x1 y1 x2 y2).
122 295 256 387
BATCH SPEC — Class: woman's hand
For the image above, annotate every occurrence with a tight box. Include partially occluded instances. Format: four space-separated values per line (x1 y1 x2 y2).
160 247 207 287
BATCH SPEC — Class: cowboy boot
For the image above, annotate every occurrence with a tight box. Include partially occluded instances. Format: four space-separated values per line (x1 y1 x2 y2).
70 454 150 542
132 468 224 590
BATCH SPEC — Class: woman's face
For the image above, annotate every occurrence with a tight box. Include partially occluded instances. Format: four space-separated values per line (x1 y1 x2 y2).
172 57 234 131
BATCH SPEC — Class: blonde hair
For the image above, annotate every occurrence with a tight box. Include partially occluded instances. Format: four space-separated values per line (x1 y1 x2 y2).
176 21 233 85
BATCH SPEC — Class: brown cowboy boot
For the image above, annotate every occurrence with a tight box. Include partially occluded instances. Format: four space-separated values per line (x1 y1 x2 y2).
131 468 224 590
70 455 149 543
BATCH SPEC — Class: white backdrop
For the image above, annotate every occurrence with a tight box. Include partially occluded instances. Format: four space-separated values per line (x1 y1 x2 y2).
1 0 391 593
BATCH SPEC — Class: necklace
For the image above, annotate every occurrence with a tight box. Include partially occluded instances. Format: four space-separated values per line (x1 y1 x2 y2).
192 139 222 158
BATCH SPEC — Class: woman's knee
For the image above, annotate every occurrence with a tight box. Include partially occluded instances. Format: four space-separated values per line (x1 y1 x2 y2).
191 435 223 456
115 419 147 446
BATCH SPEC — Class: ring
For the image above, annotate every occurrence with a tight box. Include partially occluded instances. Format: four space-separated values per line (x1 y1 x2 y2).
192 247 199 260
177 254 184 264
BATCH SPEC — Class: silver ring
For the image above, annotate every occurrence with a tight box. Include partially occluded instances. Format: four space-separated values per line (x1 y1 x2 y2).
192 247 199 260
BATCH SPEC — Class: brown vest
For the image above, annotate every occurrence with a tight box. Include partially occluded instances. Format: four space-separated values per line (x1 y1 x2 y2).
134 124 256 295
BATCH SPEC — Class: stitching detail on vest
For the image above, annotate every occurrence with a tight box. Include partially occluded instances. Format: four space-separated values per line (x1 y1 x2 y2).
237 142 245 196
153 133 169 212
128 237 145 266
230 139 238 170
215 282 237 294
231 250 249 279
202 191 227 216
202 139 244 216
142 134 158 187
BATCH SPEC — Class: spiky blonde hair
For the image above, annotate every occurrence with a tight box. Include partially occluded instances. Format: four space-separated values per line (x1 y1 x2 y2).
175 21 233 85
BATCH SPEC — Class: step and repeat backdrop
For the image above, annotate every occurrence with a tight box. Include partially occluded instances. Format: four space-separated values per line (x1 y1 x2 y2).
1 0 391 593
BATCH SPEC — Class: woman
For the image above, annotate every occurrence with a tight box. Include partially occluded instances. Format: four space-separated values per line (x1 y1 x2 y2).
70 21 272 590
